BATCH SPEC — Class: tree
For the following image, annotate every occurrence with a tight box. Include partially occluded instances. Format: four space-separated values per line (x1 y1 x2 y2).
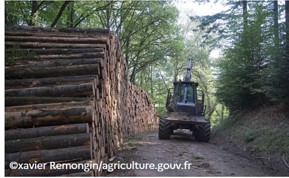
273 0 279 50
243 0 248 29
285 1 289 62
50 1 71 27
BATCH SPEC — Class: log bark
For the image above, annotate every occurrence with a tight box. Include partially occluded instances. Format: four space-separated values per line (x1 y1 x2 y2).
61 171 94 176
5 145 91 168
6 48 103 55
5 31 108 38
6 101 93 112
6 83 93 97
6 168 85 177
5 35 108 44
8 58 102 69
6 133 91 153
5 123 89 140
6 41 107 49
6 75 96 89
5 106 92 129
5 97 89 107
4 26 159 177
8 52 105 61
5 64 100 79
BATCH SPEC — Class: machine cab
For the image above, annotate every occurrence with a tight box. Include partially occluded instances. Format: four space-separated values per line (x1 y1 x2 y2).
166 81 205 115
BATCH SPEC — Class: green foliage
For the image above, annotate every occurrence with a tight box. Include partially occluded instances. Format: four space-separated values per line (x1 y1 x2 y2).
253 131 289 154
10 0 289 121
215 107 289 155
243 126 262 143
214 2 289 111
193 1 289 114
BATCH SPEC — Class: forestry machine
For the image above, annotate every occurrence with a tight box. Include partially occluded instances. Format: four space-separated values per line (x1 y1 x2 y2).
159 59 210 142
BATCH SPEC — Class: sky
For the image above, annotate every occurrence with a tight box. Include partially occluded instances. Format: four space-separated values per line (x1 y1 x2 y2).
174 0 228 18
174 1 228 58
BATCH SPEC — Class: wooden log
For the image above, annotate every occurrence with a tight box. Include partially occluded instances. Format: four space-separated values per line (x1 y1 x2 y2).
5 30 108 38
6 83 93 97
5 106 92 129
6 101 93 112
6 48 104 55
6 168 84 177
5 41 107 49
6 35 108 44
8 58 102 69
5 123 89 140
61 171 94 177
7 52 105 61
6 133 91 153
6 75 96 89
5 96 89 107
5 64 100 79
5 145 91 168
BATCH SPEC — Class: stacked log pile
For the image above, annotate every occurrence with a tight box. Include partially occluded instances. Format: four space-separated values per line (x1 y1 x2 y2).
5 26 158 176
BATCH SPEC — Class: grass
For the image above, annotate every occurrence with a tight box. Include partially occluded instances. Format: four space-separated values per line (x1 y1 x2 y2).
243 126 263 143
253 131 289 154
214 106 289 155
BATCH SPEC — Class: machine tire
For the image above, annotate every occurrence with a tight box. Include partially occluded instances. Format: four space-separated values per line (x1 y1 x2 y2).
195 122 210 142
159 117 172 140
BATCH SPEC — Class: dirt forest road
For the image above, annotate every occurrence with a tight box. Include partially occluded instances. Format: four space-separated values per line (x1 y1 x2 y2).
107 130 283 177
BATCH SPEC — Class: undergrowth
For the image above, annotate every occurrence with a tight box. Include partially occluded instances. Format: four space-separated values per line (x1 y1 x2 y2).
213 106 289 155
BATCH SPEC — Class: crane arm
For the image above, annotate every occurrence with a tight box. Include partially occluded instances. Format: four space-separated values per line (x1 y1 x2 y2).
184 59 193 82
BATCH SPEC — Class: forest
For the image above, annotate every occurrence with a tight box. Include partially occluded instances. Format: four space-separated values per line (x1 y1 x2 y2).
5 0 289 126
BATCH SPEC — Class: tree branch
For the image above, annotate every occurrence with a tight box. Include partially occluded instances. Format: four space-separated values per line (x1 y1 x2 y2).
50 1 71 27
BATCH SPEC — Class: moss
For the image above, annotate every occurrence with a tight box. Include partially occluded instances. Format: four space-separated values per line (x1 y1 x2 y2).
5 44 37 66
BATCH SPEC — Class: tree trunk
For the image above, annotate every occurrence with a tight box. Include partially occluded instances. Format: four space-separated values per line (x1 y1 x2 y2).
5 64 100 79
7 58 101 69
5 35 108 44
29 1 39 26
6 48 103 55
6 83 93 97
5 145 91 167
286 0 289 56
5 123 89 140
150 65 153 99
5 106 92 129
6 75 96 89
6 133 91 153
7 53 104 62
67 1 74 28
273 1 279 50
51 1 71 28
5 41 107 49
242 0 248 30
5 101 92 112
5 97 89 107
